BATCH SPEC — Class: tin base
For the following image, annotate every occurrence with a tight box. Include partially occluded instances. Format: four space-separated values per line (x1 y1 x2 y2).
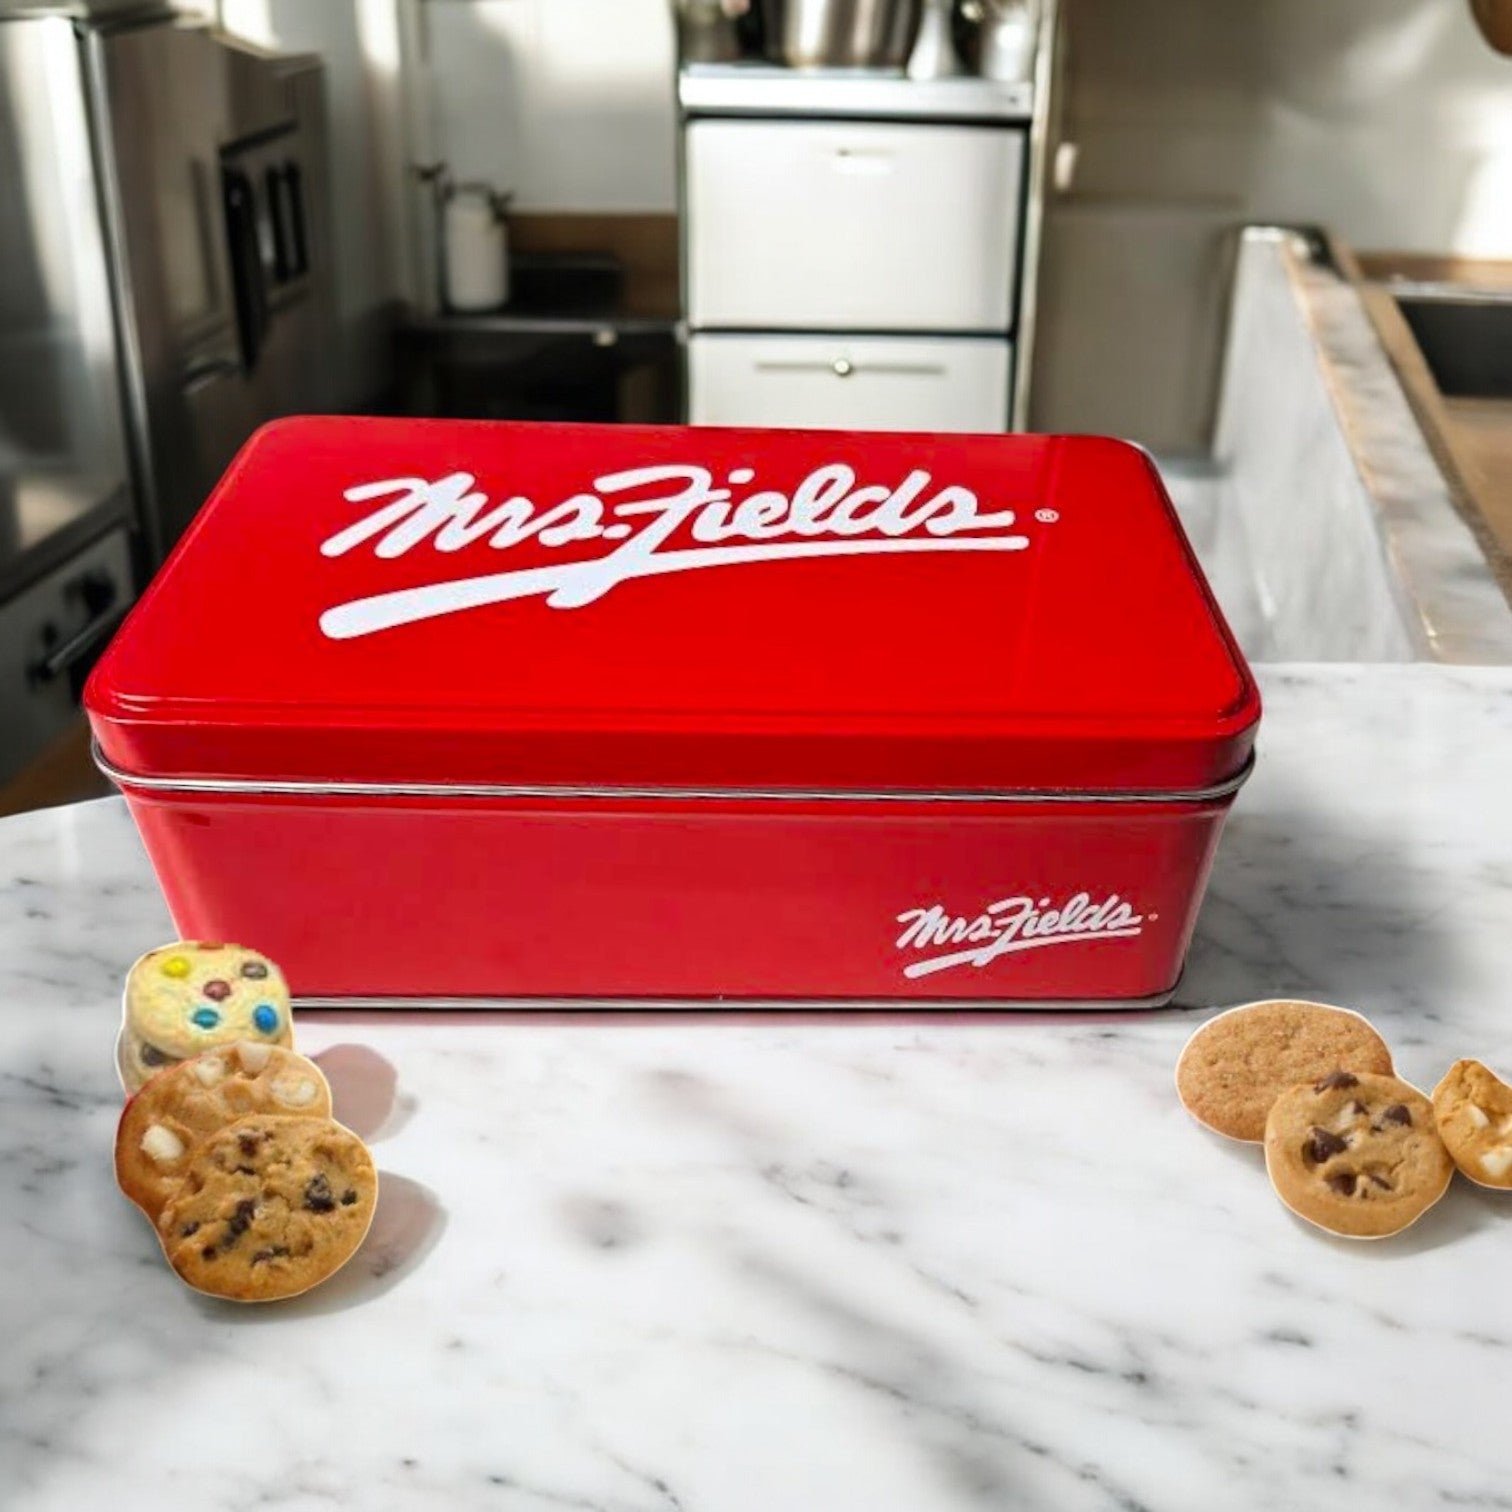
112 773 1229 1004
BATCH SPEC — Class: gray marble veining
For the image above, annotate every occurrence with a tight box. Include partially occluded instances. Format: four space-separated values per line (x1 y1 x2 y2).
1213 232 1426 662
3 665 1512 1511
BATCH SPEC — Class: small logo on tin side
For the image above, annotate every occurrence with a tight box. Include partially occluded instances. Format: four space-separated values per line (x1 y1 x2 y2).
894 892 1145 980
316 463 1043 640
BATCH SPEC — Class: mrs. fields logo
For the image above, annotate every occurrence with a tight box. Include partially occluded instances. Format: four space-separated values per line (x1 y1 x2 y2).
316 461 1044 639
894 891 1146 980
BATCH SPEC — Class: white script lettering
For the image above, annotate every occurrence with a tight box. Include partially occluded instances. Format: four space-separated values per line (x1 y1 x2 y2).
318 463 1031 639
894 892 1146 980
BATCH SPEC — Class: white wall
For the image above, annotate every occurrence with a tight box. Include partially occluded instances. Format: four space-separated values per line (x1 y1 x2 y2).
418 0 677 212
1034 0 1512 449
1060 0 1512 256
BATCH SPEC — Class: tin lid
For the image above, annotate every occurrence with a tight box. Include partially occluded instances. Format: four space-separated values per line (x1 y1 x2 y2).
86 419 1259 795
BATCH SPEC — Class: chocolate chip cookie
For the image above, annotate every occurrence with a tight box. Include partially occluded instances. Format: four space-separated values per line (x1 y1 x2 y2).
157 1115 376 1301
1264 1071 1452 1238
1176 1000 1396 1142
116 1043 333 1221
1432 1059 1512 1189
121 942 294 1093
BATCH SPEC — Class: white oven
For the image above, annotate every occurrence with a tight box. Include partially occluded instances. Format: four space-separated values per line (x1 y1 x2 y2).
679 68 1032 432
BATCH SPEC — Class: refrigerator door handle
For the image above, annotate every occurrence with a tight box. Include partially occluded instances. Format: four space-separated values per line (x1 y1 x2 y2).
283 161 309 277
266 164 292 282
222 165 268 369
265 162 309 282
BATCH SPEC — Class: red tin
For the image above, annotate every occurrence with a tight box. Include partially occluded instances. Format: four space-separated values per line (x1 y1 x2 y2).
85 419 1259 1006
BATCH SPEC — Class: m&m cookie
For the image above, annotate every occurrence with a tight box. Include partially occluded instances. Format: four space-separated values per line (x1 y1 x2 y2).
119 942 294 1093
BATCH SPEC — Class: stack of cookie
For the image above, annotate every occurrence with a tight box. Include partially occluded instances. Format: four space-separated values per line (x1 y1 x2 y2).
1177 999 1512 1239
115 942 377 1301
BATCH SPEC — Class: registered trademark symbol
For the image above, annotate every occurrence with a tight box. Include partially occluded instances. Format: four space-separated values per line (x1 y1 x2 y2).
1035 509 1059 523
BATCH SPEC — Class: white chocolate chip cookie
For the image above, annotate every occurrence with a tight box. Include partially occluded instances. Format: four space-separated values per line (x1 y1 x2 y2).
1432 1059 1512 1190
116 1043 332 1220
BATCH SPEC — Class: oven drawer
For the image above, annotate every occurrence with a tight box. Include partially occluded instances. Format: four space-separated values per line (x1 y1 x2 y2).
0 525 134 786
685 119 1025 332
688 334 1012 432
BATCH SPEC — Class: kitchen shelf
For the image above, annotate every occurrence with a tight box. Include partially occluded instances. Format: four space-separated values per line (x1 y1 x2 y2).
402 252 679 343
393 253 681 425
679 63 1033 122
403 312 679 340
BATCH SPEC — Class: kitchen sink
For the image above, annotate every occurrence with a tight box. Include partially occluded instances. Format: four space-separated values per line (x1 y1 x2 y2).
1174 229 1512 663
1396 292 1512 398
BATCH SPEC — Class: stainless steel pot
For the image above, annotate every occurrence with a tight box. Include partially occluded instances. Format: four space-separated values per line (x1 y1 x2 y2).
760 0 924 69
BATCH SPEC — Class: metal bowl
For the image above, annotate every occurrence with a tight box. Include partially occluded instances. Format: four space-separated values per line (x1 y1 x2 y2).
759 0 925 70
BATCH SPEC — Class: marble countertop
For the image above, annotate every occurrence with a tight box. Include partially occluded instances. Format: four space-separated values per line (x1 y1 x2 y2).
5 664 1512 1512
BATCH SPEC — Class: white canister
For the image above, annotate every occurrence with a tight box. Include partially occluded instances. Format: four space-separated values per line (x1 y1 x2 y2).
909 0 959 78
443 185 510 313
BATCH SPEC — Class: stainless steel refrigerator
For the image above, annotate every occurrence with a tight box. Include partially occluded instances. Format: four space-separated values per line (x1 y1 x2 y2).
0 1 335 787
82 2 338 563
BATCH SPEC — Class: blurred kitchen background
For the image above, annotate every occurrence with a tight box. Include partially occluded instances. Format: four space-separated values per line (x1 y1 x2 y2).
5 0 1512 811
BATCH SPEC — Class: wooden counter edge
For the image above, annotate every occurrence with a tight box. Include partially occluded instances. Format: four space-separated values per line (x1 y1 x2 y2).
1337 240 1512 612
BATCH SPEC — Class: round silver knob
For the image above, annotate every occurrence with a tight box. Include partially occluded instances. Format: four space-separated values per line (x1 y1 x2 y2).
832 358 853 378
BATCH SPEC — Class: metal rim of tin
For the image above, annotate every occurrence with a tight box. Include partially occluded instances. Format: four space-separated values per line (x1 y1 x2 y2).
292 987 1181 1011
92 742 1254 806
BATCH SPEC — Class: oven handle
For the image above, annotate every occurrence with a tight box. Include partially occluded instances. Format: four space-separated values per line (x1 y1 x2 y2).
753 358 950 378
182 355 242 392
31 604 127 683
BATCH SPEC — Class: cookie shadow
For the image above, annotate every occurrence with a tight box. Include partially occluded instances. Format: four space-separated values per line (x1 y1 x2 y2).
1282 1177 1491 1256
198 1172 447 1320
1195 1131 1488 1255
298 1172 447 1313
313 1043 412 1141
